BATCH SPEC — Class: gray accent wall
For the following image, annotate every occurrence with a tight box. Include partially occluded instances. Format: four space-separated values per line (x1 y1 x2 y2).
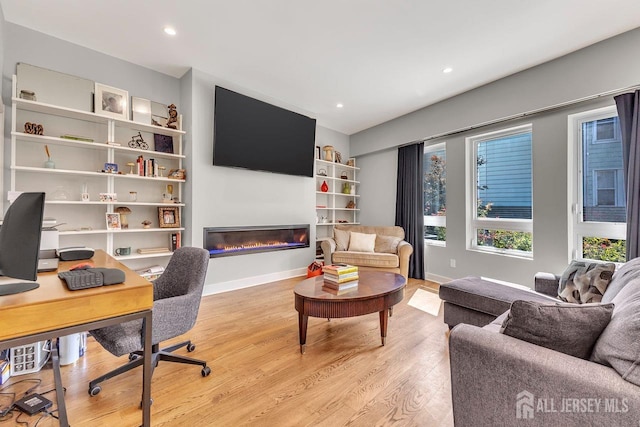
184 68 348 291
352 27 640 286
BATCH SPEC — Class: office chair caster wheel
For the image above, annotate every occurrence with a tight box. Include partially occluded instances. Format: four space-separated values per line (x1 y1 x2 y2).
128 353 139 361
89 385 101 396
139 398 153 409
187 343 196 352
201 366 211 377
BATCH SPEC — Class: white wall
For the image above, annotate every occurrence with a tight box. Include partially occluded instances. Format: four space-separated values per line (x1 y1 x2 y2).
352 27 640 287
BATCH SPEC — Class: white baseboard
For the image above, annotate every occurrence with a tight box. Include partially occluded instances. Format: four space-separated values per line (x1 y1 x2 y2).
202 267 307 296
425 272 452 284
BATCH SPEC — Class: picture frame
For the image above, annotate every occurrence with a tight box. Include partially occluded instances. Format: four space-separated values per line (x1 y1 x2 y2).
95 83 129 120
131 96 152 124
315 146 321 160
105 212 121 230
99 192 118 202
103 162 118 173
158 207 180 228
154 134 174 154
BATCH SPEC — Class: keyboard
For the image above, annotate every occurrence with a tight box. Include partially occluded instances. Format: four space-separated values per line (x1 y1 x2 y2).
58 269 104 291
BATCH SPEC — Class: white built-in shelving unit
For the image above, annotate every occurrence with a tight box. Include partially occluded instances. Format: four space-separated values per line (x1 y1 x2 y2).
315 158 360 243
10 75 186 269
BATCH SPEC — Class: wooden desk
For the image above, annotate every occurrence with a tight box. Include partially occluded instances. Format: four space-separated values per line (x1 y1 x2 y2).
0 250 153 426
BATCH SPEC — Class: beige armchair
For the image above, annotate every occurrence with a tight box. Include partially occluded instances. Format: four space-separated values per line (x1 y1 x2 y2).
320 225 413 280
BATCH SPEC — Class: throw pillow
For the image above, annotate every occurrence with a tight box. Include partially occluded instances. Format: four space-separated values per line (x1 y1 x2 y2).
558 260 615 304
374 234 402 254
347 231 376 252
591 277 640 386
500 300 614 359
333 228 350 251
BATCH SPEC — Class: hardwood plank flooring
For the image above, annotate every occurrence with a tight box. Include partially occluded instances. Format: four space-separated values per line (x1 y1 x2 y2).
0 277 452 426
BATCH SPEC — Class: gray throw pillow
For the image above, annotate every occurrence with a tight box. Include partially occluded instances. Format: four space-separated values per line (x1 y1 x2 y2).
558 260 615 304
591 277 640 386
500 300 614 359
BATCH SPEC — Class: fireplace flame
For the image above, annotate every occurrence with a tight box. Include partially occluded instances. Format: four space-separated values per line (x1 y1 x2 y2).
222 241 291 251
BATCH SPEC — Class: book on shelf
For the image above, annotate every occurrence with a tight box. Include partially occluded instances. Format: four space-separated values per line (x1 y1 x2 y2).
170 233 182 251
323 272 359 283
322 280 359 291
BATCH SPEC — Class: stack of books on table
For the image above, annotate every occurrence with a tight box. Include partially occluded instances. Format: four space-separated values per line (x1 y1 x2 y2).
322 264 359 291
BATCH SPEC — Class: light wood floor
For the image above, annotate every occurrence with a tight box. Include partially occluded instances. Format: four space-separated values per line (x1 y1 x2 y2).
1 277 453 426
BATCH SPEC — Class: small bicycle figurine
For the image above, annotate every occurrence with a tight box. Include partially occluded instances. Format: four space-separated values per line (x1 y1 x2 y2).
128 132 148 150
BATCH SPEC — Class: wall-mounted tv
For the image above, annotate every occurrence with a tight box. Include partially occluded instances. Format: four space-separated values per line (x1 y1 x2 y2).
213 86 317 177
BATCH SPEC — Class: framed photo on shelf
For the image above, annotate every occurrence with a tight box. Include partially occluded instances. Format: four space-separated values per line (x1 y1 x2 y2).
154 134 174 153
158 207 180 228
105 212 121 230
315 146 321 160
131 96 152 124
95 83 129 120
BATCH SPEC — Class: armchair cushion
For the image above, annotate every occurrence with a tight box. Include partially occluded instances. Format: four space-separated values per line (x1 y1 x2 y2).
347 231 376 252
500 300 614 359
333 228 350 251
374 234 402 254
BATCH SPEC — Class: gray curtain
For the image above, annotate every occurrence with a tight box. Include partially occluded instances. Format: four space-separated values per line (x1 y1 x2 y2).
396 143 425 279
614 90 640 260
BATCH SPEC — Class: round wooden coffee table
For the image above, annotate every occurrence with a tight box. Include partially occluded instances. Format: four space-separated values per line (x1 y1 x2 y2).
294 270 406 354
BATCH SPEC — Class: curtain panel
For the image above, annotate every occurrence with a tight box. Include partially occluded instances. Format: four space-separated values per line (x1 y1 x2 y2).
614 90 640 260
396 143 425 279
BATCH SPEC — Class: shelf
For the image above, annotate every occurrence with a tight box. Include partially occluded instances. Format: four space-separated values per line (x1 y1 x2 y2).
114 252 173 261
45 200 185 207
317 222 360 226
58 227 184 235
14 97 186 137
316 191 359 197
12 132 186 159
12 166 185 182
315 175 359 184
315 158 359 170
315 207 359 211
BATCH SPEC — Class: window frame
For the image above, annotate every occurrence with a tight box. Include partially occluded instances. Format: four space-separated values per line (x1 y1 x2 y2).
567 105 626 262
423 142 446 247
465 124 533 258
593 117 619 144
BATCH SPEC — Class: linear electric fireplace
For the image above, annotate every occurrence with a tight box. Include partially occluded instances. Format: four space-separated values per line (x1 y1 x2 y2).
204 224 310 258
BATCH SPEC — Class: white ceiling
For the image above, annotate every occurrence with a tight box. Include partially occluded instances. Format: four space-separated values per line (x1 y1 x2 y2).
2 1 640 135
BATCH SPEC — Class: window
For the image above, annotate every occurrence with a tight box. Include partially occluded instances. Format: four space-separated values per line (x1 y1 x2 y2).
594 117 618 143
467 124 533 256
594 169 623 207
424 142 446 244
569 107 626 262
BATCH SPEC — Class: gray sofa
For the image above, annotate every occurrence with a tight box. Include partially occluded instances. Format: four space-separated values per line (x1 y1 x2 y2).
440 259 640 426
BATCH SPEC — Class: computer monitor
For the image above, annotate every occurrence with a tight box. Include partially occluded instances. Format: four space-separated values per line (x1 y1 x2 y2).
0 192 45 296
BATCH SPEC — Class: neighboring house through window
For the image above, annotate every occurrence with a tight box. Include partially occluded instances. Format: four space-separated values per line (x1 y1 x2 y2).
569 106 626 262
466 124 533 256
424 142 446 245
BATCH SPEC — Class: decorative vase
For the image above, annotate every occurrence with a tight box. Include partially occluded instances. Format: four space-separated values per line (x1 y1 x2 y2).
342 183 351 194
321 181 329 192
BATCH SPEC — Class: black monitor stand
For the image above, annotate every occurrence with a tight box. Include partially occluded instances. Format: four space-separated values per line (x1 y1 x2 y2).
0 278 40 296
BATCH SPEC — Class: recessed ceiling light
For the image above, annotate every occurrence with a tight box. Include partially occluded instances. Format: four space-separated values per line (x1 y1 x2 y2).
164 27 177 36
442 67 453 74
336 103 344 108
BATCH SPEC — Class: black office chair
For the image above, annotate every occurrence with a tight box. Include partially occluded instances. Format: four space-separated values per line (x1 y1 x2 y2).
88 247 210 396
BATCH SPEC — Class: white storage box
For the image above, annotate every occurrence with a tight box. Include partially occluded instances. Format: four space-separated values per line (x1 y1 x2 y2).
10 341 50 376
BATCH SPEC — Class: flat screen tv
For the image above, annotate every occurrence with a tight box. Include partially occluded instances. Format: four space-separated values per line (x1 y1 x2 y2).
213 86 316 177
